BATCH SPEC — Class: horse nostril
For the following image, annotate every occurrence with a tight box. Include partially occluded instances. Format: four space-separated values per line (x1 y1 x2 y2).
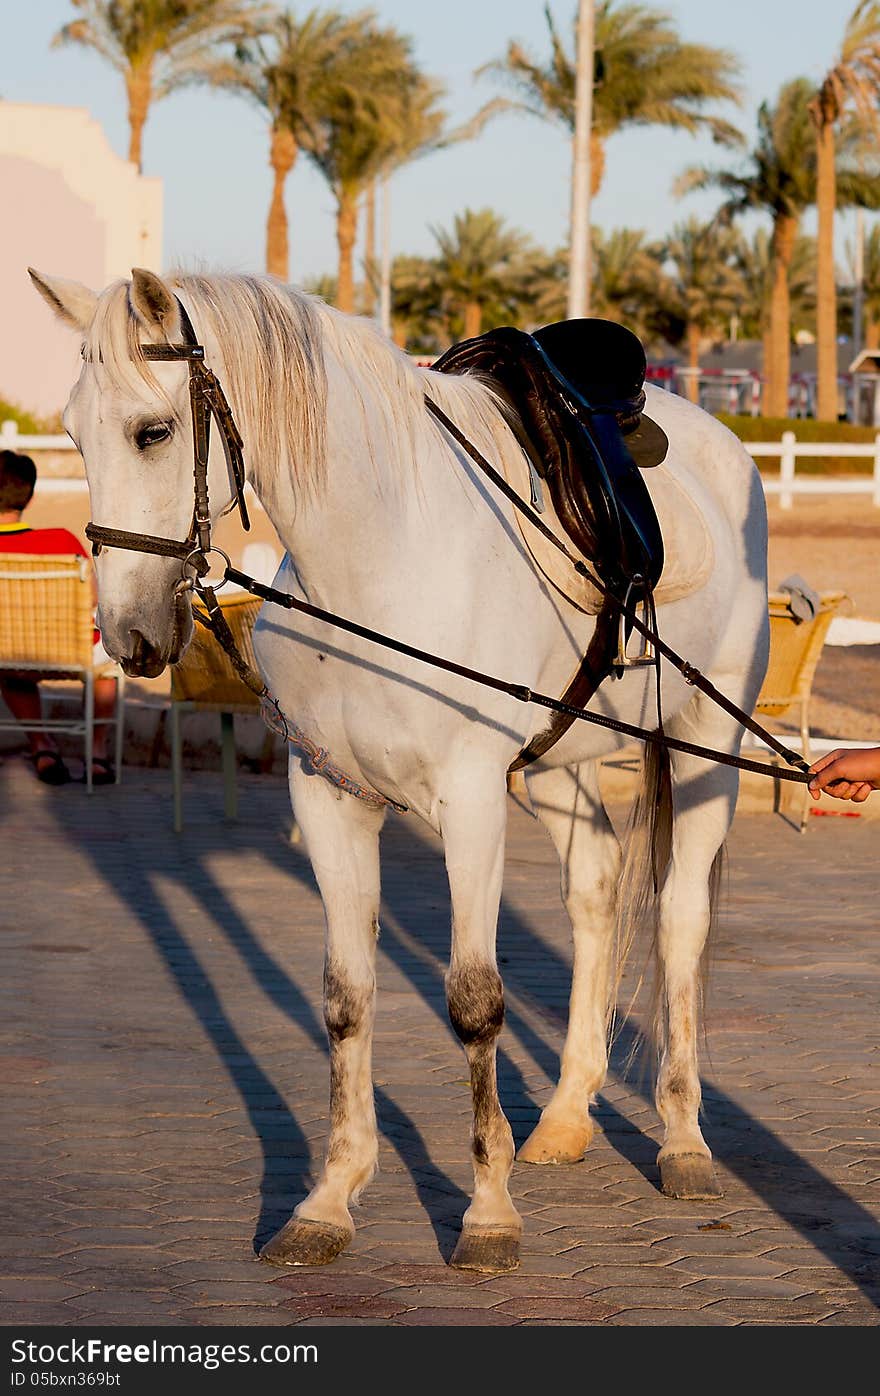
123 629 166 678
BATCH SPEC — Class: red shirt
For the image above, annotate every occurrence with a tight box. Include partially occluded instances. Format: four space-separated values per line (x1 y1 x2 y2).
0 523 99 643
0 523 88 557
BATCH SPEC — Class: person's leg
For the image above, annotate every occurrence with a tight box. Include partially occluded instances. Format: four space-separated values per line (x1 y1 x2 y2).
92 677 117 761
0 676 70 783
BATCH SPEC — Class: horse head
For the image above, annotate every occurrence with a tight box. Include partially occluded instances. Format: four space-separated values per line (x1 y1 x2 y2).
28 267 239 678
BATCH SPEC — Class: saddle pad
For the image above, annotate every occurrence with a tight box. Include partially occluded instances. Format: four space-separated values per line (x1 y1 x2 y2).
500 426 714 615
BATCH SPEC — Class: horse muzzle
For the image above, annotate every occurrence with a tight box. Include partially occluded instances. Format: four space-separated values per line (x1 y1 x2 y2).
120 629 170 679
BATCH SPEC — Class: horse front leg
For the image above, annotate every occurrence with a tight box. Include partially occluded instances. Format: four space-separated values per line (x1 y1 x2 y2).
261 764 385 1267
442 772 521 1272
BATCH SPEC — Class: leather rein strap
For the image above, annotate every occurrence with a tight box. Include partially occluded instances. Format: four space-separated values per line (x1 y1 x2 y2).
83 316 814 790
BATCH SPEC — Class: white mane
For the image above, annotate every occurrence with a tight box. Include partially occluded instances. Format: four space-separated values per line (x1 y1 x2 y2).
85 271 513 502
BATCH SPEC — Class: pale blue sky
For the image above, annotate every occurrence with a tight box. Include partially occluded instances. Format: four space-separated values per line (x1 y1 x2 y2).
6 1 872 281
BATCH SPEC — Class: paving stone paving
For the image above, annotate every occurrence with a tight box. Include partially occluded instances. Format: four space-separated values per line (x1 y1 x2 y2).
1 761 878 1327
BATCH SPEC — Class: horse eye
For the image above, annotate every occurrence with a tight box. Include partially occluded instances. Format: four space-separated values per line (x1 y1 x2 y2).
135 421 173 450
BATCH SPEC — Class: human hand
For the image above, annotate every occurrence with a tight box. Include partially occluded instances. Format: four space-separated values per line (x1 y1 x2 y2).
808 747 880 803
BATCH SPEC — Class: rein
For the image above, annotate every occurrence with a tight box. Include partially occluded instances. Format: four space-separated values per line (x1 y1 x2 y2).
84 312 815 792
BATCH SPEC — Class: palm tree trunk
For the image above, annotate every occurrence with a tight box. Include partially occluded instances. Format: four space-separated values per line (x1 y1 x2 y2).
815 114 839 422
766 212 797 419
336 189 358 314
266 124 298 281
464 301 482 338
363 179 377 316
685 322 701 403
590 132 605 197
125 61 153 172
761 322 774 416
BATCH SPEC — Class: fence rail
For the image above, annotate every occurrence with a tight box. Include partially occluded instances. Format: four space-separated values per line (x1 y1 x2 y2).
750 431 880 508
4 419 880 509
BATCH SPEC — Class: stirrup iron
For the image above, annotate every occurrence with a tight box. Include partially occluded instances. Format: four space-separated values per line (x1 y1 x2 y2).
614 578 656 672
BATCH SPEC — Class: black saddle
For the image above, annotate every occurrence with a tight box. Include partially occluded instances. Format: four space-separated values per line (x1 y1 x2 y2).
434 319 666 598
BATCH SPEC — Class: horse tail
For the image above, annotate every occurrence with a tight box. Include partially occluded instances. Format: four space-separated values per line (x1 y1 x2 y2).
611 742 724 1070
611 743 673 1046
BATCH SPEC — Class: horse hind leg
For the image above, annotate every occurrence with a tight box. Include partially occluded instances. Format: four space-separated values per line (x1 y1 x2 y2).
261 764 384 1267
442 772 521 1272
654 700 741 1201
518 761 620 1165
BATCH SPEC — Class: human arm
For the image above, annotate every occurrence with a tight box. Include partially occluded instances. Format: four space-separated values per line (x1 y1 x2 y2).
808 747 880 803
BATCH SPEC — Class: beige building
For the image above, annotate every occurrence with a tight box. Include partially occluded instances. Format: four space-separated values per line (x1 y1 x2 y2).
1 101 162 419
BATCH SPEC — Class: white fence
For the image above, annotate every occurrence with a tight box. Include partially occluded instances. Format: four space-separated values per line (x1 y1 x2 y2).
4 418 880 510
751 430 880 509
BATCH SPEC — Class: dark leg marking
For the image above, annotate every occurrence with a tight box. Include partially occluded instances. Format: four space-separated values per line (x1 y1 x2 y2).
324 960 372 1043
446 961 505 1046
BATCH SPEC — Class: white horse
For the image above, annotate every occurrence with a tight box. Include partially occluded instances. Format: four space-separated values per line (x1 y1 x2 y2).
31 267 769 1273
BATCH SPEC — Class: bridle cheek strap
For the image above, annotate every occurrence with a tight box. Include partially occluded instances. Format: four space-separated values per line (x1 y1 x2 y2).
85 299 250 571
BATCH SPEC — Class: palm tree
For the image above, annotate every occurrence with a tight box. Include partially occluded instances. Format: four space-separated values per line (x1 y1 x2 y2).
363 72 446 318
481 0 742 197
591 227 668 341
811 1 880 420
734 228 817 380
863 224 880 347
370 85 505 330
677 80 816 416
202 8 372 280
430 208 531 340
679 78 879 414
53 0 272 171
388 254 443 349
305 23 426 312
518 246 569 326
663 219 744 401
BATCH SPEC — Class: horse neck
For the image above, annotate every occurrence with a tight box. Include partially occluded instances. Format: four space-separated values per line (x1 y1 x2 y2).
246 329 441 579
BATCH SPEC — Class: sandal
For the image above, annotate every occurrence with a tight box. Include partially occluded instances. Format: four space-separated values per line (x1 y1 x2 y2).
88 756 116 787
29 750 72 786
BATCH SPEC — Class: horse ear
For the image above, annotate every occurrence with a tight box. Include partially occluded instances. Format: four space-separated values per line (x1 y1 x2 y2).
129 268 182 339
28 269 97 332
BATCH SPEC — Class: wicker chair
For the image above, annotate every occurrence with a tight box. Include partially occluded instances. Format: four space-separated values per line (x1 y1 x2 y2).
754 590 847 829
0 553 125 792
170 591 268 832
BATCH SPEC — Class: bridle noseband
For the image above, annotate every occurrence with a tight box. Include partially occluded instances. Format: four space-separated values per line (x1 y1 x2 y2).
84 297 250 587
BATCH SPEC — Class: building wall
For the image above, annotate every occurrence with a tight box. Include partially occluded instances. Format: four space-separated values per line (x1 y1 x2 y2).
0 101 162 419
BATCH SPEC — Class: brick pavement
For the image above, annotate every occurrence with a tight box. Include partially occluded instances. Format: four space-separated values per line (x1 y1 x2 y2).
0 760 878 1327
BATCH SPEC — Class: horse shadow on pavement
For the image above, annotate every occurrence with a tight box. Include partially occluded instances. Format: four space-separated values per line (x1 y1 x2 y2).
62 773 879 1302
60 778 467 1257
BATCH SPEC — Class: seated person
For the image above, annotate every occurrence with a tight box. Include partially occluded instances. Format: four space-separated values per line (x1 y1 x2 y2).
0 449 117 785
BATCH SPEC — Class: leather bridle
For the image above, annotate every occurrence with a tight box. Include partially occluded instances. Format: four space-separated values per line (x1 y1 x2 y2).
78 300 815 792
84 298 250 585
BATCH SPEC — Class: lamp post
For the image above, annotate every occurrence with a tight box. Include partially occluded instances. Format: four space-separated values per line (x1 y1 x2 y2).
567 0 595 319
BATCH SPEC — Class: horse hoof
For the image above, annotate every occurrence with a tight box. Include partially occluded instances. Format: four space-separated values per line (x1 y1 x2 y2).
259 1216 352 1267
659 1153 723 1201
449 1227 520 1273
517 1118 592 1165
